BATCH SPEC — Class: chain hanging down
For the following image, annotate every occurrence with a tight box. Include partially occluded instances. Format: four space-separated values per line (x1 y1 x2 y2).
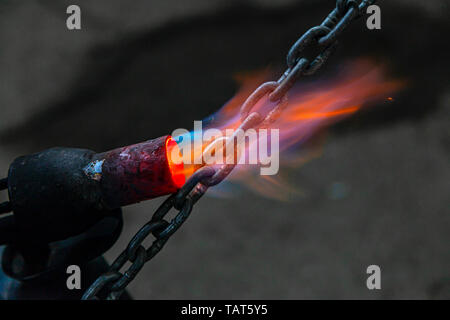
82 0 377 300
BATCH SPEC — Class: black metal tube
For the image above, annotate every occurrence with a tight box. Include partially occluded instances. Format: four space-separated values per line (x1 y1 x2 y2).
5 136 184 243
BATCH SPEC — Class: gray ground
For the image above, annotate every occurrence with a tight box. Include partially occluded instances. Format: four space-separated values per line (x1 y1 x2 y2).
0 0 448 299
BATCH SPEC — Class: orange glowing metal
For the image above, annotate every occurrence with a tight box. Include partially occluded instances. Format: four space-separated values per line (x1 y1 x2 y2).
165 136 186 188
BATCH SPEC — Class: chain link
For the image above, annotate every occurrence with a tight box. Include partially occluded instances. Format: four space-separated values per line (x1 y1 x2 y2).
82 166 215 300
82 0 376 300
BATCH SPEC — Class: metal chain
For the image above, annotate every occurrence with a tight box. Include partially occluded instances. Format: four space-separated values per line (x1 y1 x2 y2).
82 0 376 300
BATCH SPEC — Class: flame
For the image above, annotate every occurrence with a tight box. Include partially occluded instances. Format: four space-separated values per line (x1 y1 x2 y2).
183 58 405 199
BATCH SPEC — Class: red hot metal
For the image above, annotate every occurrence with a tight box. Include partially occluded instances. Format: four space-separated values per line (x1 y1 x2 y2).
92 135 185 208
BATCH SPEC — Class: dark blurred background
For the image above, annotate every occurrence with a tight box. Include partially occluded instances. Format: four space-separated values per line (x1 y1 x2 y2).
0 0 448 299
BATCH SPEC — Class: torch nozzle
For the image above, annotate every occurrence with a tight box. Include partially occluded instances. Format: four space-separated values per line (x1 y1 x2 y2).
1 135 187 243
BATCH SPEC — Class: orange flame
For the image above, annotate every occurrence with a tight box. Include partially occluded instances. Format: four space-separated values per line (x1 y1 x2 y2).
187 58 405 199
